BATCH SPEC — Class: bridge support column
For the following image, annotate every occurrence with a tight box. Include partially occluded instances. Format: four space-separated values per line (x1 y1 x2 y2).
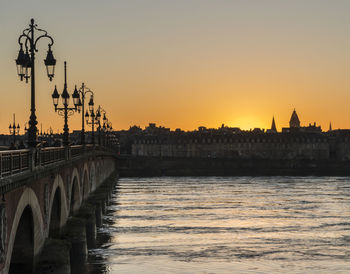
85 199 102 227
88 193 108 223
62 217 88 274
35 239 71 274
95 202 103 227
106 191 111 206
100 199 106 215
77 203 96 249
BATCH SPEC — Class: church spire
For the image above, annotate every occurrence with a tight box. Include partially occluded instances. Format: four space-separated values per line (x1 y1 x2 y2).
271 116 277 132
329 122 332 132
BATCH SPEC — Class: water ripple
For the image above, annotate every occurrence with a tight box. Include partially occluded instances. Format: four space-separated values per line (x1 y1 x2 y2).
87 176 350 274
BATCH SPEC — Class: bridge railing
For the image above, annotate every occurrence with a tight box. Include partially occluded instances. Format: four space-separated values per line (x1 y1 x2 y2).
0 145 109 178
40 147 66 166
0 149 30 177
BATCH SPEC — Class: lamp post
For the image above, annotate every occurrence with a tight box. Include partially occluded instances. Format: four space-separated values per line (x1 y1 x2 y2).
75 83 94 145
24 122 28 133
95 106 107 146
85 97 99 145
15 18 56 148
104 118 113 147
51 62 80 146
9 114 20 146
101 114 112 147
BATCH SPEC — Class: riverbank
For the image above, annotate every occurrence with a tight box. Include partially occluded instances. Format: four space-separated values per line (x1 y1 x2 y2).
117 156 350 176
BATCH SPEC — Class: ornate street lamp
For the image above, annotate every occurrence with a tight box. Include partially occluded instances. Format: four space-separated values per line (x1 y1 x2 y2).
15 44 26 81
75 83 95 145
105 119 113 147
15 18 56 148
95 106 107 146
97 111 112 147
84 96 99 145
44 45 56 81
9 114 20 146
24 122 28 133
51 62 79 146
95 108 101 145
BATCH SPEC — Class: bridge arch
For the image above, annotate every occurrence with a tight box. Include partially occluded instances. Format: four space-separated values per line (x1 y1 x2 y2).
48 175 68 238
70 168 81 215
6 187 44 274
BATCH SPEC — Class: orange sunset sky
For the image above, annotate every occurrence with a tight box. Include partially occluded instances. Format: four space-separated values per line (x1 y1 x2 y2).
1 0 350 134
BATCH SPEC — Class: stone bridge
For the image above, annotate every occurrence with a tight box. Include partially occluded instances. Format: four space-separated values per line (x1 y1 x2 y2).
0 145 117 273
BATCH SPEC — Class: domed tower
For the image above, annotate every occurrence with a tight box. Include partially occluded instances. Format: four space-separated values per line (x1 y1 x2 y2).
289 109 300 128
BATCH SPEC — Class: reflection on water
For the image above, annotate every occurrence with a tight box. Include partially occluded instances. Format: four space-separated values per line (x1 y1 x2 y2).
87 177 350 273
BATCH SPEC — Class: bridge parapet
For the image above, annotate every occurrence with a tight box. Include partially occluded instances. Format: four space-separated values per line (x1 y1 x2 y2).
40 147 66 165
0 145 117 197
0 150 30 178
0 145 107 179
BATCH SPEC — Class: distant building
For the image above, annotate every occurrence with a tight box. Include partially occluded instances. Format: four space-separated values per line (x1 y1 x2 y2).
303 122 322 133
129 125 142 134
289 109 300 128
145 123 170 134
266 116 277 133
128 110 350 160
282 109 322 133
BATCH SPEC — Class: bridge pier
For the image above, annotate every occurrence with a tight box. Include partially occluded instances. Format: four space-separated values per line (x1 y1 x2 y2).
35 239 71 274
94 201 103 228
62 217 88 274
77 203 96 249
88 192 108 217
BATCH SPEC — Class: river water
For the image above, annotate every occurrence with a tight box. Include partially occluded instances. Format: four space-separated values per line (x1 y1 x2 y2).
87 177 350 273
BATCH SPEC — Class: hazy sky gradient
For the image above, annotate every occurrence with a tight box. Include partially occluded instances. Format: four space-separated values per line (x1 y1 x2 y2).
1 0 350 133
